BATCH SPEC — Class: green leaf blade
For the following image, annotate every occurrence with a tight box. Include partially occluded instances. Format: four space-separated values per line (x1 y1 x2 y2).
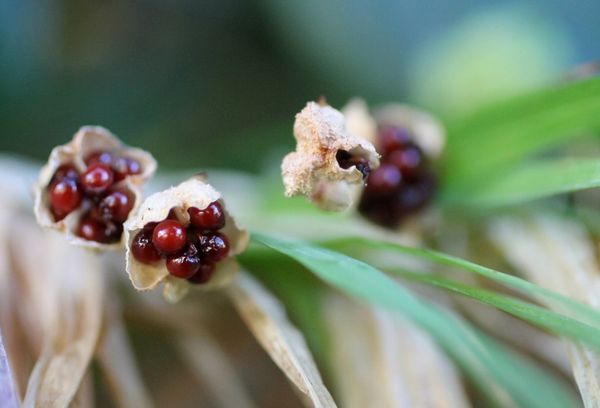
251 232 579 408
398 270 600 349
444 159 600 207
443 77 600 191
325 236 600 329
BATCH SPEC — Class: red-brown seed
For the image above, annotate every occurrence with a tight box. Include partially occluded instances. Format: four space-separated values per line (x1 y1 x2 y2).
152 220 187 254
131 230 162 264
143 222 158 232
187 261 216 284
166 244 201 279
52 164 79 182
378 126 411 155
85 150 114 166
387 144 424 178
197 232 230 262
99 189 134 222
82 163 114 194
188 201 225 231
50 178 83 214
364 163 402 195
78 217 107 242
113 156 142 181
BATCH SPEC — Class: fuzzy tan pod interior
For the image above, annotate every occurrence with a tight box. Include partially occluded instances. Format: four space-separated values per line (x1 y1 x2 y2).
124 177 249 303
33 126 157 250
281 101 380 211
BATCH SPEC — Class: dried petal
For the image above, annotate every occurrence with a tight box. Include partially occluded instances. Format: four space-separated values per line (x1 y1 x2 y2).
176 331 256 408
324 295 469 408
489 214 600 407
0 332 19 408
33 126 156 250
372 104 446 160
341 98 378 144
227 272 336 408
124 177 249 301
282 101 380 211
96 298 153 408
8 217 105 408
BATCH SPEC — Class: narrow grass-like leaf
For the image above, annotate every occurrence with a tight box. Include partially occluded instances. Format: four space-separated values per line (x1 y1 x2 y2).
443 77 600 190
251 233 579 408
395 270 600 349
445 159 600 207
324 236 600 328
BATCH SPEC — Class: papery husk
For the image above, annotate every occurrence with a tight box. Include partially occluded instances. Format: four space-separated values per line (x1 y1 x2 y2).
176 331 256 408
489 214 600 407
69 372 94 408
33 126 157 250
96 298 153 408
342 99 446 161
0 332 20 408
373 104 446 161
0 190 27 403
341 99 378 144
227 272 336 408
124 177 249 302
323 294 470 408
282 101 380 211
5 216 104 408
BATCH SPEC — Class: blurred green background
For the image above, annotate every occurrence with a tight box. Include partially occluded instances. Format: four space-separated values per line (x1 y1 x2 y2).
1 0 598 172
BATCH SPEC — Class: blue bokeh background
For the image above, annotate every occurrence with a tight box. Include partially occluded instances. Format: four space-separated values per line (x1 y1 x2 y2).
1 0 598 171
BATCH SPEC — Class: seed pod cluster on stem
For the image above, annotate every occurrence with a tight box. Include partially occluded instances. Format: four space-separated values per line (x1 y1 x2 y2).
34 126 156 249
124 177 249 303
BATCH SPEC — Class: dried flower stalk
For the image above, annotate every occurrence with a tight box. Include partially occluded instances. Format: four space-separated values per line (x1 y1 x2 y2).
228 272 336 408
176 331 256 408
125 177 249 302
34 126 156 250
96 299 154 408
282 101 380 211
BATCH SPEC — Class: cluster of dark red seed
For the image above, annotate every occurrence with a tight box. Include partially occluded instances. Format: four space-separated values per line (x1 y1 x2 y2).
358 126 436 227
47 150 142 243
131 201 230 285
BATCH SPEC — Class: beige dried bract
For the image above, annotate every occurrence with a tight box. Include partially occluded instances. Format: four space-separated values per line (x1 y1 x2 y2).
341 98 377 144
282 101 380 211
373 104 446 160
33 126 157 250
124 177 249 303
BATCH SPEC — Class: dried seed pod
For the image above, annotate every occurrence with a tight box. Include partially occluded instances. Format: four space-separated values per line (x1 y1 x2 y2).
34 126 157 250
281 101 380 211
124 177 249 303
